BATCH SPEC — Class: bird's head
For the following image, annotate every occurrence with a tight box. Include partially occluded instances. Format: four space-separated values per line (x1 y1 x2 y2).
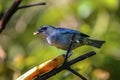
34 25 56 36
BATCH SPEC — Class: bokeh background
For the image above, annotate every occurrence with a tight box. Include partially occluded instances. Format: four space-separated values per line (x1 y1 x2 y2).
0 0 120 80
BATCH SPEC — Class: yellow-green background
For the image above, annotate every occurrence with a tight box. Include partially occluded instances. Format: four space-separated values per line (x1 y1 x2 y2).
0 0 120 80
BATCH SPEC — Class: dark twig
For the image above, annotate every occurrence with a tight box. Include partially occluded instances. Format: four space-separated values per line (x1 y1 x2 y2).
35 51 96 80
68 51 96 65
0 0 22 33
17 2 46 9
64 34 76 63
0 0 46 33
67 67 87 80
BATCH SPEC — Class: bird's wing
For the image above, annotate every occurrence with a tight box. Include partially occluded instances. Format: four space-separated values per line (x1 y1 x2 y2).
57 28 89 37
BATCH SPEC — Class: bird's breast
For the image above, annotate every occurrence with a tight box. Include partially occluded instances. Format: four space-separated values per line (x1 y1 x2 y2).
46 34 69 50
46 33 85 50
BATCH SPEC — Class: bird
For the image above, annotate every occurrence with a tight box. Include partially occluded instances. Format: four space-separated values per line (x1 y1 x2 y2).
34 25 105 51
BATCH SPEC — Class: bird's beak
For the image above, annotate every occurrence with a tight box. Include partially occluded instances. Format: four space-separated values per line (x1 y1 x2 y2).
33 29 44 35
33 31 39 35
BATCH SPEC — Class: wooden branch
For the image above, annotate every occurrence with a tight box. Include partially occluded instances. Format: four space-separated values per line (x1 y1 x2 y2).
17 2 46 9
64 34 76 63
16 55 65 80
0 0 22 33
0 1 46 33
67 67 87 80
35 51 96 80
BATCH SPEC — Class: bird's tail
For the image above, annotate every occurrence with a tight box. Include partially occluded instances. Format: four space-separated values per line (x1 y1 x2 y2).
86 39 105 48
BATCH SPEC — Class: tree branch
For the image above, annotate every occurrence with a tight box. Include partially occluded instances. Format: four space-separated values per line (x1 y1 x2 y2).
35 51 96 80
17 2 46 10
64 34 76 63
0 1 46 33
67 67 87 80
0 0 22 33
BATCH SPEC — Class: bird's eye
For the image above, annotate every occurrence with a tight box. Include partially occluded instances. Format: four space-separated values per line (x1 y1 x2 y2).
42 27 47 30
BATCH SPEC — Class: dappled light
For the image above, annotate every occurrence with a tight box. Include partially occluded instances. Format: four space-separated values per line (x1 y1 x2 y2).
0 0 120 80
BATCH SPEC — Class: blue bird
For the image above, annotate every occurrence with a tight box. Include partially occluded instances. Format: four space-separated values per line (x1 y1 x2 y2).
34 25 105 50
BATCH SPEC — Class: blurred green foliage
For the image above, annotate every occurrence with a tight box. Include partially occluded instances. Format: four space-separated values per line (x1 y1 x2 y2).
0 0 120 80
